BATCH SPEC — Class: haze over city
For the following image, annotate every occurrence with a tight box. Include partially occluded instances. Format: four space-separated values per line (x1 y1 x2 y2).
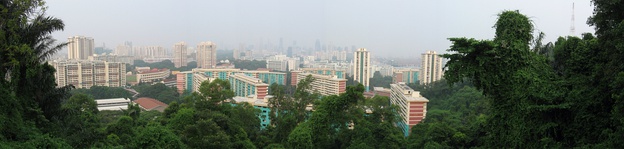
48 0 594 58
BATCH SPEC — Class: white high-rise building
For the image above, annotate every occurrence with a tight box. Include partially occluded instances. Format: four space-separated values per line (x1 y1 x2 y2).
51 60 126 89
419 51 444 84
114 41 132 56
67 36 94 60
353 48 371 91
173 42 188 68
197 41 217 68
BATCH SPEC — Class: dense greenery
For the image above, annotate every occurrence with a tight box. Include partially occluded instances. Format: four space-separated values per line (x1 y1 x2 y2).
3 0 624 148
70 86 132 99
370 71 393 89
441 7 624 147
133 83 180 104
232 59 267 70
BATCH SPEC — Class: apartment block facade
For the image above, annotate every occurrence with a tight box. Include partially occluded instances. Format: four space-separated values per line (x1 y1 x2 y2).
51 60 126 89
420 51 444 84
229 73 269 99
390 83 429 136
295 72 347 96
67 36 94 60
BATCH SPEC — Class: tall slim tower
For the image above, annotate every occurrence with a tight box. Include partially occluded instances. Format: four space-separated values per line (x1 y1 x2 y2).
570 2 575 36
173 42 188 68
419 51 444 84
196 41 217 68
67 36 94 60
353 48 371 91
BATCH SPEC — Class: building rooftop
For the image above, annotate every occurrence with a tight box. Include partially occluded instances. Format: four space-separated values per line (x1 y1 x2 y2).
133 97 168 112
138 68 169 74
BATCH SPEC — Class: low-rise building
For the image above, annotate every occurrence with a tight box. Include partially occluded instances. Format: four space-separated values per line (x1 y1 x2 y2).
393 68 419 84
137 68 170 83
133 97 168 112
95 98 130 111
229 73 269 100
390 82 429 136
294 72 347 96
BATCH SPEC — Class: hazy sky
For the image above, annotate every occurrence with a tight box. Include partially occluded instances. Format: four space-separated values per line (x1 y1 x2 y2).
47 0 594 58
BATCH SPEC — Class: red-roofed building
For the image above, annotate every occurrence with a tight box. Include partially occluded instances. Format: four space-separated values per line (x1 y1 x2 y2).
133 97 169 112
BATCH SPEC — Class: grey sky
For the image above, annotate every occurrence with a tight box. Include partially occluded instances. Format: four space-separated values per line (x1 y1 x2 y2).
47 0 594 58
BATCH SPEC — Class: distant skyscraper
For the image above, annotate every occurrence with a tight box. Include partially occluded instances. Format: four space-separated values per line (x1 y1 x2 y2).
353 48 371 91
197 41 217 68
287 47 293 57
67 36 94 60
114 41 132 56
419 51 444 84
315 39 321 51
173 42 188 68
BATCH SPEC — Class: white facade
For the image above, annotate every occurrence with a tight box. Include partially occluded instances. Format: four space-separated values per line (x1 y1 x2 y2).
197 41 217 68
68 36 94 60
51 60 126 89
296 72 346 96
173 42 188 68
390 83 429 136
419 51 444 84
95 98 130 111
353 48 371 91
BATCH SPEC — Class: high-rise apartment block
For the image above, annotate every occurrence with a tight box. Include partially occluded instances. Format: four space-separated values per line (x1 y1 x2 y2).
51 60 126 89
353 48 371 91
133 46 167 60
197 41 217 68
393 68 419 84
229 73 269 99
173 42 188 68
67 36 94 60
390 82 429 136
294 72 347 96
114 42 132 56
419 51 444 84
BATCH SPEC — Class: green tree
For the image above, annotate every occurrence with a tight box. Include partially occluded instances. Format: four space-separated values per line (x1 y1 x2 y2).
58 93 102 148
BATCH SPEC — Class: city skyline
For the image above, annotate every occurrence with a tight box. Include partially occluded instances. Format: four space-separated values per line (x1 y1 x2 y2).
46 0 594 58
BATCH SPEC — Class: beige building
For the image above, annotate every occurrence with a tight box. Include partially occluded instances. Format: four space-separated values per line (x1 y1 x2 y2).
353 48 371 91
51 60 126 89
88 54 134 65
390 82 429 136
294 72 347 96
67 36 94 60
419 51 444 84
133 46 167 60
192 72 212 93
136 68 171 83
197 41 217 68
173 42 188 68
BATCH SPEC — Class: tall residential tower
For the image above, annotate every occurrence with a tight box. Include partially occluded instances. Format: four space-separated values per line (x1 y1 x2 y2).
353 48 371 91
419 51 444 84
197 41 217 68
67 36 94 60
173 42 188 68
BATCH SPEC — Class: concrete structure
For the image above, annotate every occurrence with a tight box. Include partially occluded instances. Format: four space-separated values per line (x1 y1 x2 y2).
177 69 286 95
136 68 171 83
390 83 429 136
173 42 188 68
176 71 193 94
353 48 371 91
295 72 347 96
299 68 346 79
393 68 419 84
51 60 126 89
95 98 130 111
88 54 134 65
231 95 272 129
114 42 132 56
133 97 168 112
197 41 217 68
67 36 94 60
192 72 212 93
420 51 444 84
266 59 288 71
133 46 167 60
229 73 269 100
373 87 391 97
